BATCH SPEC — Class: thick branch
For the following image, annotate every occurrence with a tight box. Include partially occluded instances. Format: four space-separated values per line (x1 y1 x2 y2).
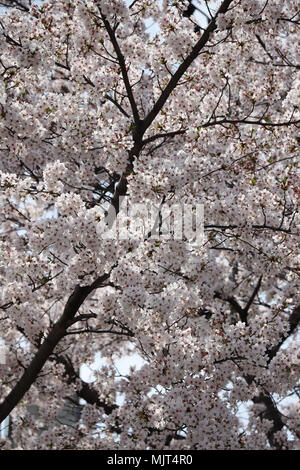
267 304 300 362
252 391 285 449
141 0 234 132
0 272 111 423
246 304 300 448
105 1 234 224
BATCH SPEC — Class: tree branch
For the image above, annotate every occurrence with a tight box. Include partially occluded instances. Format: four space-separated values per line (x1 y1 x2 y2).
141 0 235 132
252 391 285 449
0 271 111 423
267 304 300 362
99 10 140 125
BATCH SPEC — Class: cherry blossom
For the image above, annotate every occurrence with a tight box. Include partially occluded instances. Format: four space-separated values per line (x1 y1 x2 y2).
0 0 299 450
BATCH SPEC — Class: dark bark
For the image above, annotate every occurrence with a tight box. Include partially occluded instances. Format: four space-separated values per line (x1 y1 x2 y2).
0 274 110 423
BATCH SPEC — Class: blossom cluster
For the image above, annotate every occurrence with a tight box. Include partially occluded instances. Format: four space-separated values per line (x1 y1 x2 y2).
0 0 299 450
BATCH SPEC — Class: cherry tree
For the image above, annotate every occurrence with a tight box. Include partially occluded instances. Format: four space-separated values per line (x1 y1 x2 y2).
0 0 299 450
